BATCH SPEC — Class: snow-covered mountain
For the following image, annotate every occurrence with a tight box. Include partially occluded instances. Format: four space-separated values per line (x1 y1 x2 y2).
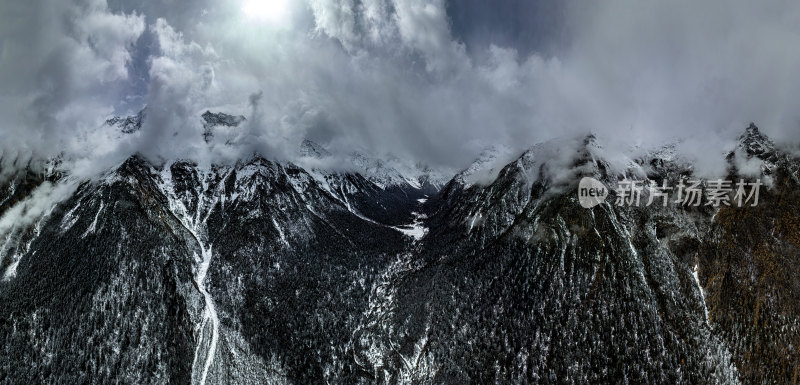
295 139 451 227
0 122 798 384
106 108 146 134
299 139 452 193
201 111 246 145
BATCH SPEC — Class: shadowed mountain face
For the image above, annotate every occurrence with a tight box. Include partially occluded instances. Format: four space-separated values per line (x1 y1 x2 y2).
0 124 798 384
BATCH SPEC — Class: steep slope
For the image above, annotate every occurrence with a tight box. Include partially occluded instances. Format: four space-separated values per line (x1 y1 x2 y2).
161 156 412 384
351 136 740 384
0 157 199 384
349 127 798 384
699 125 800 385
0 124 797 384
0 159 64 281
297 140 448 226
0 151 427 384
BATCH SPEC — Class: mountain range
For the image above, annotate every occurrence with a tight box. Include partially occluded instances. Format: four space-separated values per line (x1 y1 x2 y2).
0 116 798 384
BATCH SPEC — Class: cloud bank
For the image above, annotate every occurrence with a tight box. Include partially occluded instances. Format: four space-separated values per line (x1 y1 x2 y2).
1 0 799 178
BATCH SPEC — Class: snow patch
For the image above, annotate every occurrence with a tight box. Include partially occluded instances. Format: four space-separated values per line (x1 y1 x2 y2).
3 259 19 280
195 243 219 385
272 218 290 247
456 145 515 187
81 201 104 237
392 211 427 241
693 264 711 325
156 164 220 385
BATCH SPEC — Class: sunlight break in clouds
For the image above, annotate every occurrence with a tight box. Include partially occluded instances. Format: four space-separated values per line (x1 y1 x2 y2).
1 0 799 178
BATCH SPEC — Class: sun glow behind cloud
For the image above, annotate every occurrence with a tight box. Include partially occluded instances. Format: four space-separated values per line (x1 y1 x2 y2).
241 0 289 24
3 0 800 178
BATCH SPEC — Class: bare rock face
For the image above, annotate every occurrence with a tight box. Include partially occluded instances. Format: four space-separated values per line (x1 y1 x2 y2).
201 111 246 144
106 108 147 134
0 124 797 384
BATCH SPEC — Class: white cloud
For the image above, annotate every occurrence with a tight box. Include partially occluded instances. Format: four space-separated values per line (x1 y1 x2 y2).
0 0 144 174
2 0 800 180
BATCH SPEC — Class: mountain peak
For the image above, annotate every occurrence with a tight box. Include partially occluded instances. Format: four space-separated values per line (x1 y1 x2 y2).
738 122 776 159
106 108 146 134
201 111 246 144
201 111 246 127
299 140 332 159
453 145 515 187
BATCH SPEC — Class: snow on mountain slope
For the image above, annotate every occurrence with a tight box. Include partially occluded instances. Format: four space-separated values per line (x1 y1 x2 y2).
296 140 452 226
106 108 146 134
0 123 798 384
299 140 452 191
452 145 516 188
390 124 796 384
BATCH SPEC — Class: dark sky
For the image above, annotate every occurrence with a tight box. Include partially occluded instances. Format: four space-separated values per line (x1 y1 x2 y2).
447 0 567 58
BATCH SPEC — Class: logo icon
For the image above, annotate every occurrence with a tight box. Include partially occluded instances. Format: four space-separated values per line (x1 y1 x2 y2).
578 177 608 208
